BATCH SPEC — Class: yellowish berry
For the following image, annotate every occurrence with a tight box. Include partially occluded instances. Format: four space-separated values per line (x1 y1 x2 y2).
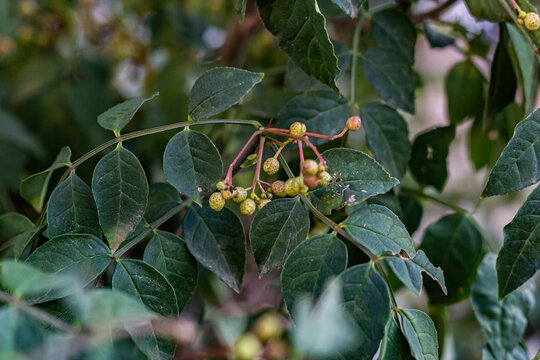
289 122 307 137
253 313 283 342
222 190 232 200
318 164 326 173
216 181 226 191
518 18 525 25
302 159 318 176
346 116 362 131
263 157 280 175
240 199 257 216
250 192 260 202
234 333 261 360
519 10 527 19
524 12 540 30
285 178 300 196
232 187 248 203
300 184 309 195
258 199 271 210
271 181 287 197
318 171 332 183
209 192 225 211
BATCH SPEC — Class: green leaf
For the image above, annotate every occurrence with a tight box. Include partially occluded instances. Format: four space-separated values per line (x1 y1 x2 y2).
144 183 182 224
362 48 415 113
483 344 529 360
328 0 361 17
372 8 417 64
97 93 158 134
20 146 71 213
79 288 156 327
26 234 111 301
496 184 540 298
506 24 538 116
293 282 359 357
309 148 399 214
0 306 43 354
281 234 347 314
385 250 447 296
0 260 73 300
338 263 391 360
235 0 246 22
0 213 34 255
47 173 100 239
256 0 339 90
445 61 485 124
399 309 439 360
482 108 540 197
188 67 264 121
182 203 245 292
250 198 310 275
13 224 46 261
420 213 485 305
276 90 349 145
410 126 455 192
485 26 517 125
163 130 223 205
360 103 411 179
423 21 455 49
464 0 509 22
113 259 178 315
379 316 415 360
398 193 423 235
343 204 415 256
92 145 148 252
143 230 198 312
472 254 535 357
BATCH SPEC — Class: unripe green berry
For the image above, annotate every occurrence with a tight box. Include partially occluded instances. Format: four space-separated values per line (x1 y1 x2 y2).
318 164 326 173
232 187 248 203
222 190 232 200
524 12 540 30
216 181 226 191
240 198 257 216
289 122 307 137
250 192 260 202
234 333 261 360
271 181 287 197
285 178 300 196
209 192 225 211
300 184 309 195
302 159 318 176
346 116 361 131
318 171 332 183
519 10 527 19
263 157 280 175
258 199 271 210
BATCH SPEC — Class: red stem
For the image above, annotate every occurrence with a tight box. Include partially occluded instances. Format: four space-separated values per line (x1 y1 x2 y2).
225 130 261 185
304 126 348 141
298 141 305 165
304 137 327 168
509 0 521 11
251 136 266 192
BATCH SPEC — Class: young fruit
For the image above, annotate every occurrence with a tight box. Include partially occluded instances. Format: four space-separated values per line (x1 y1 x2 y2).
300 184 309 195
271 181 287 197
250 192 260 202
346 116 362 131
524 12 540 30
318 163 326 173
302 159 318 176
232 187 248 203
263 157 280 175
240 199 257 216
209 192 225 211
289 122 307 137
222 190 232 200
304 175 319 189
318 171 332 187
234 333 262 360
519 10 527 19
258 199 271 210
285 178 300 196
216 181 226 191
253 313 283 342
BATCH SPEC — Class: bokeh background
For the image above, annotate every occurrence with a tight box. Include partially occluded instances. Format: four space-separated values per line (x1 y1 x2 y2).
0 0 539 358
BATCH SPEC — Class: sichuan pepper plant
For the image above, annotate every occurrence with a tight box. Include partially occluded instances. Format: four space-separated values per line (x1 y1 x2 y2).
0 0 540 359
